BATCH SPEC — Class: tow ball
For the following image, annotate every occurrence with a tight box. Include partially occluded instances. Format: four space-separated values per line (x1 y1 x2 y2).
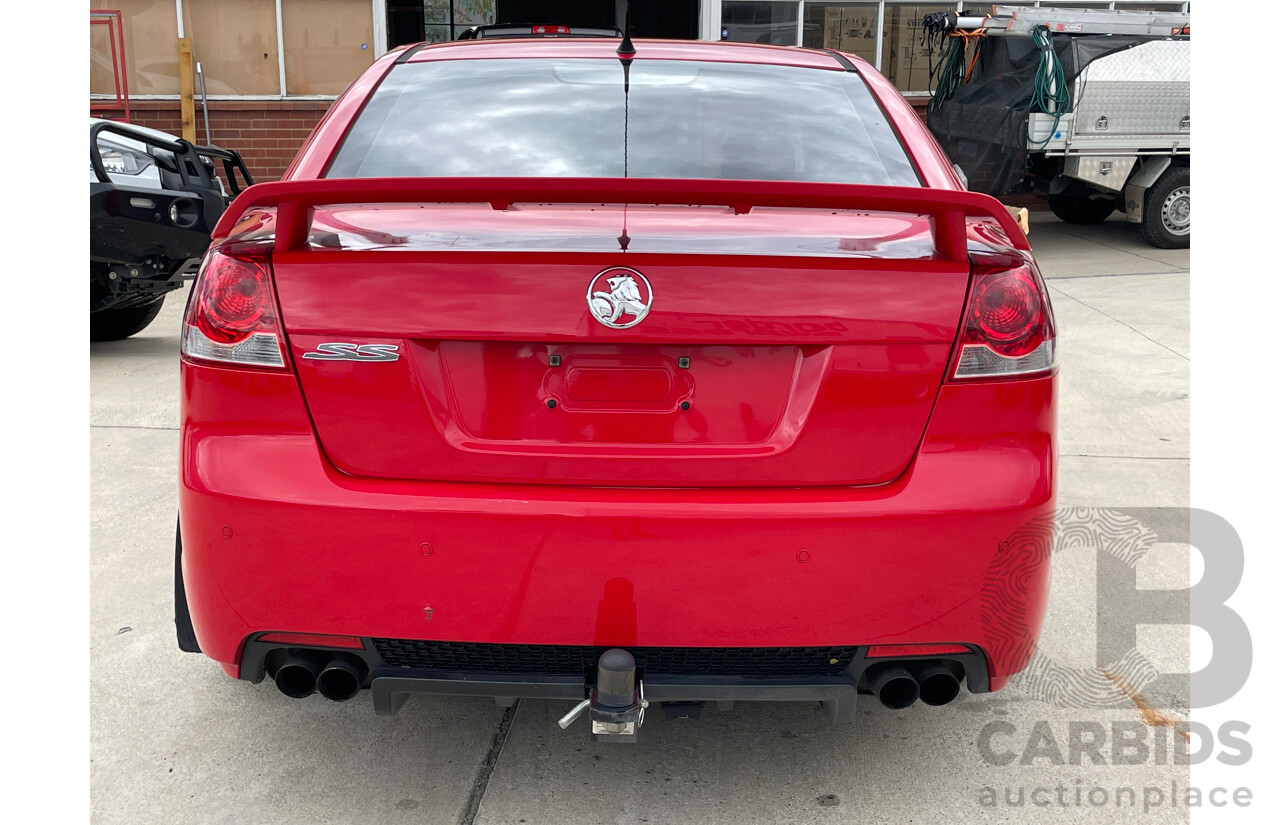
557 648 648 743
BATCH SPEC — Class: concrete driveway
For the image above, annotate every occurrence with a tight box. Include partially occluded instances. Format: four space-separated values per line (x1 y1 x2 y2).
90 212 1191 824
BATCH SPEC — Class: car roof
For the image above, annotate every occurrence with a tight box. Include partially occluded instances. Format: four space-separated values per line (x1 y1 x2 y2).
401 38 859 72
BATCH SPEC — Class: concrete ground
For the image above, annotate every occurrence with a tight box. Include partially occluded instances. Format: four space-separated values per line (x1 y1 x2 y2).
91 211 1191 824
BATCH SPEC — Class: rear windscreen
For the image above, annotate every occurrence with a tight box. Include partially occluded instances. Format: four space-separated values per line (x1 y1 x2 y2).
326 58 920 186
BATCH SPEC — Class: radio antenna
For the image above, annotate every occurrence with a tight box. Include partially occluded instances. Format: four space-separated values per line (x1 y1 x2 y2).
617 0 635 58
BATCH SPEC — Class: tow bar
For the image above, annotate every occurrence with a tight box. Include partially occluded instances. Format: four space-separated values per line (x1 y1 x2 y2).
557 648 648 743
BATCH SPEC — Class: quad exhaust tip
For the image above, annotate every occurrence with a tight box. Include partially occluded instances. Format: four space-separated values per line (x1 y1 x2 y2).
867 665 919 709
867 660 964 709
914 661 962 707
273 652 367 701
317 655 366 702
274 653 322 698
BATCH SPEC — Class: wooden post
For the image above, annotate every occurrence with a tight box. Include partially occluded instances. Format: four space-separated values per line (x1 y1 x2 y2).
178 37 196 142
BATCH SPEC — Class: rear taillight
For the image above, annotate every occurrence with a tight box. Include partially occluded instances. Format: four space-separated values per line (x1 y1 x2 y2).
950 260 1056 380
181 246 287 368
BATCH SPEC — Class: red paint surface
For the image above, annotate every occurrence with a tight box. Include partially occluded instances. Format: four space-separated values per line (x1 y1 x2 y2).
179 38 1056 694
179 364 1055 686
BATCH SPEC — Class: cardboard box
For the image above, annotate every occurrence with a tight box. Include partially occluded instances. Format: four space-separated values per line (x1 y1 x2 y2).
886 5 946 92
821 6 876 63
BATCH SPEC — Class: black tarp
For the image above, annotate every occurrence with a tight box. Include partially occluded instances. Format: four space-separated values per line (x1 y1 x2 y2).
926 34 1173 196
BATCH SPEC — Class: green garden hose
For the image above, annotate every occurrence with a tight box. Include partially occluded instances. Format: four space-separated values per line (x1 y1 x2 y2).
1028 25 1070 148
929 35 970 112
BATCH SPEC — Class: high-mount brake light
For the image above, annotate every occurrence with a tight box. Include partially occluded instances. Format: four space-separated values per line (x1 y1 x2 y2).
181 248 287 368
532 25 570 33
951 261 1056 380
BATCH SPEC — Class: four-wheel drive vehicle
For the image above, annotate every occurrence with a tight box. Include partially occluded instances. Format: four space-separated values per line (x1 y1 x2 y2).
176 38 1057 739
90 119 251 340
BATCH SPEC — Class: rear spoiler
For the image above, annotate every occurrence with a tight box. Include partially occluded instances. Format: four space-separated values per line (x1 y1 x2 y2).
212 177 1032 259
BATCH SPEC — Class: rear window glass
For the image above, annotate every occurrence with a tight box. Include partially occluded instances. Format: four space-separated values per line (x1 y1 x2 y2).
326 58 919 186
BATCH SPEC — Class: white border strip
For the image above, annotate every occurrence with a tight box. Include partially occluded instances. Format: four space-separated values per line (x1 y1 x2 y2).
274 0 287 96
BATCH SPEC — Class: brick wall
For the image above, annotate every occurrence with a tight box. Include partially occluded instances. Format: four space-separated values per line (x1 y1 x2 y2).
91 99 334 183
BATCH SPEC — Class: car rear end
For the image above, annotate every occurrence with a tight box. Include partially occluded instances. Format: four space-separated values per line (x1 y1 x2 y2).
177 40 1056 732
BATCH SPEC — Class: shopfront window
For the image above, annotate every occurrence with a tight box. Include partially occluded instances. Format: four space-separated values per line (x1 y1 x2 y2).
387 1 499 46
718 1 1188 94
802 3 877 64
423 0 451 42
453 1 497 39
89 1 1191 101
880 3 952 93
721 2 798 46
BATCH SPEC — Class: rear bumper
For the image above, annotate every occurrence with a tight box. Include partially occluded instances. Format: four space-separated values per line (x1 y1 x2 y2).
178 362 1055 694
235 635 990 721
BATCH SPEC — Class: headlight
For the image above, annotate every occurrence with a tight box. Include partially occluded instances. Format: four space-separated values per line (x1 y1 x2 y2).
94 138 156 176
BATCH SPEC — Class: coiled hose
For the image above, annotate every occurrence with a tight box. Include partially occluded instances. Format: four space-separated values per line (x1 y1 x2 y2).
929 34 970 112
1028 25 1070 148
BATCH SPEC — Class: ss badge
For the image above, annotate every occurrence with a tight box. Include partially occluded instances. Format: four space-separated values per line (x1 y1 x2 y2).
302 343 401 362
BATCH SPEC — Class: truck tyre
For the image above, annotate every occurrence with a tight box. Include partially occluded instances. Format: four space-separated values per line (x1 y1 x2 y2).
90 296 166 341
1047 193 1117 225
1139 165 1190 249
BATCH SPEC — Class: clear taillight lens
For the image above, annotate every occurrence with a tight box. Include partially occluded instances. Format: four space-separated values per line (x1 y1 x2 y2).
181 247 287 368
951 260 1056 380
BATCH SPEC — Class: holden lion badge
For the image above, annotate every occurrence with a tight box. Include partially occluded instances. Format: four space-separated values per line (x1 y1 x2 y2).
587 267 653 329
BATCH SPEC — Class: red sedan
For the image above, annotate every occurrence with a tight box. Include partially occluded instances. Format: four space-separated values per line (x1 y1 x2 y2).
176 36 1055 739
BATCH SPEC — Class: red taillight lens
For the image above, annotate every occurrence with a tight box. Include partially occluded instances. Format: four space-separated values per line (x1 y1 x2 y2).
951 261 1056 380
973 269 1041 355
197 256 268 343
182 247 287 368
